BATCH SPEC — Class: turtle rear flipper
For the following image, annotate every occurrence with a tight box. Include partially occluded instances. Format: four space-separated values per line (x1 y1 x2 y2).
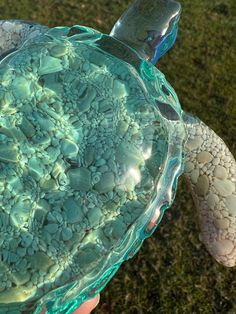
0 20 48 58
184 113 236 267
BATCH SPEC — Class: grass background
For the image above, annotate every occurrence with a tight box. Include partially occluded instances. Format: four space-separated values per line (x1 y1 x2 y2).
0 0 235 313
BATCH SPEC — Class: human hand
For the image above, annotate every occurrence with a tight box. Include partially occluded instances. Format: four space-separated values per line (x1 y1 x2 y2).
40 294 100 314
73 294 100 314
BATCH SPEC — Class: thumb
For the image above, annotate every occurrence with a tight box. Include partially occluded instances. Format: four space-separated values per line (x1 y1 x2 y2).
73 294 100 314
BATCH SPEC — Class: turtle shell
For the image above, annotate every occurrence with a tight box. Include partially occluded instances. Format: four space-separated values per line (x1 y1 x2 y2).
0 25 186 313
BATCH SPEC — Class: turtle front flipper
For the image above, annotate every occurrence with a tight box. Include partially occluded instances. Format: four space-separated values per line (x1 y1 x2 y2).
183 113 236 267
110 0 181 64
0 20 48 59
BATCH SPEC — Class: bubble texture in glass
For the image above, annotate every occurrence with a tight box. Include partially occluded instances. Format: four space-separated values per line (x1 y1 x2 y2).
0 25 186 313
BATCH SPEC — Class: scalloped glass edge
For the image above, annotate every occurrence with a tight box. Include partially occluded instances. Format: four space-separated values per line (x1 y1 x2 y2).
0 25 187 313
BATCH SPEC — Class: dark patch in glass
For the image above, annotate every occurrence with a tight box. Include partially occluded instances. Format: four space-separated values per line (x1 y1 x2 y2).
67 26 87 37
65 158 79 168
96 36 141 72
162 85 170 96
156 101 179 120
0 48 18 61
38 77 45 87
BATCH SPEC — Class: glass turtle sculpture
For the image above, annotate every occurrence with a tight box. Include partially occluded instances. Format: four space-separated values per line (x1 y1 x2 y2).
0 0 235 313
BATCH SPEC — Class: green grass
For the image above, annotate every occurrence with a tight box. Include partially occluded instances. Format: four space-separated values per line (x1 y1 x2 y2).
0 0 236 313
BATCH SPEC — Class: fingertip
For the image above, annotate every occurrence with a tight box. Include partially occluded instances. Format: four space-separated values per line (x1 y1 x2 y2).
73 294 100 314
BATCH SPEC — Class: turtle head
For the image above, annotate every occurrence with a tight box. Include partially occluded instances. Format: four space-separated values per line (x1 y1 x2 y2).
110 0 181 64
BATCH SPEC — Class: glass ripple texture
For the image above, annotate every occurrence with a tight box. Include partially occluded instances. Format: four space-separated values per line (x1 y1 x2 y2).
0 25 186 313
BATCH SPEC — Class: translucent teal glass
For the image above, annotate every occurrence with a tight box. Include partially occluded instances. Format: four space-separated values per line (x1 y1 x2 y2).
0 25 186 313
